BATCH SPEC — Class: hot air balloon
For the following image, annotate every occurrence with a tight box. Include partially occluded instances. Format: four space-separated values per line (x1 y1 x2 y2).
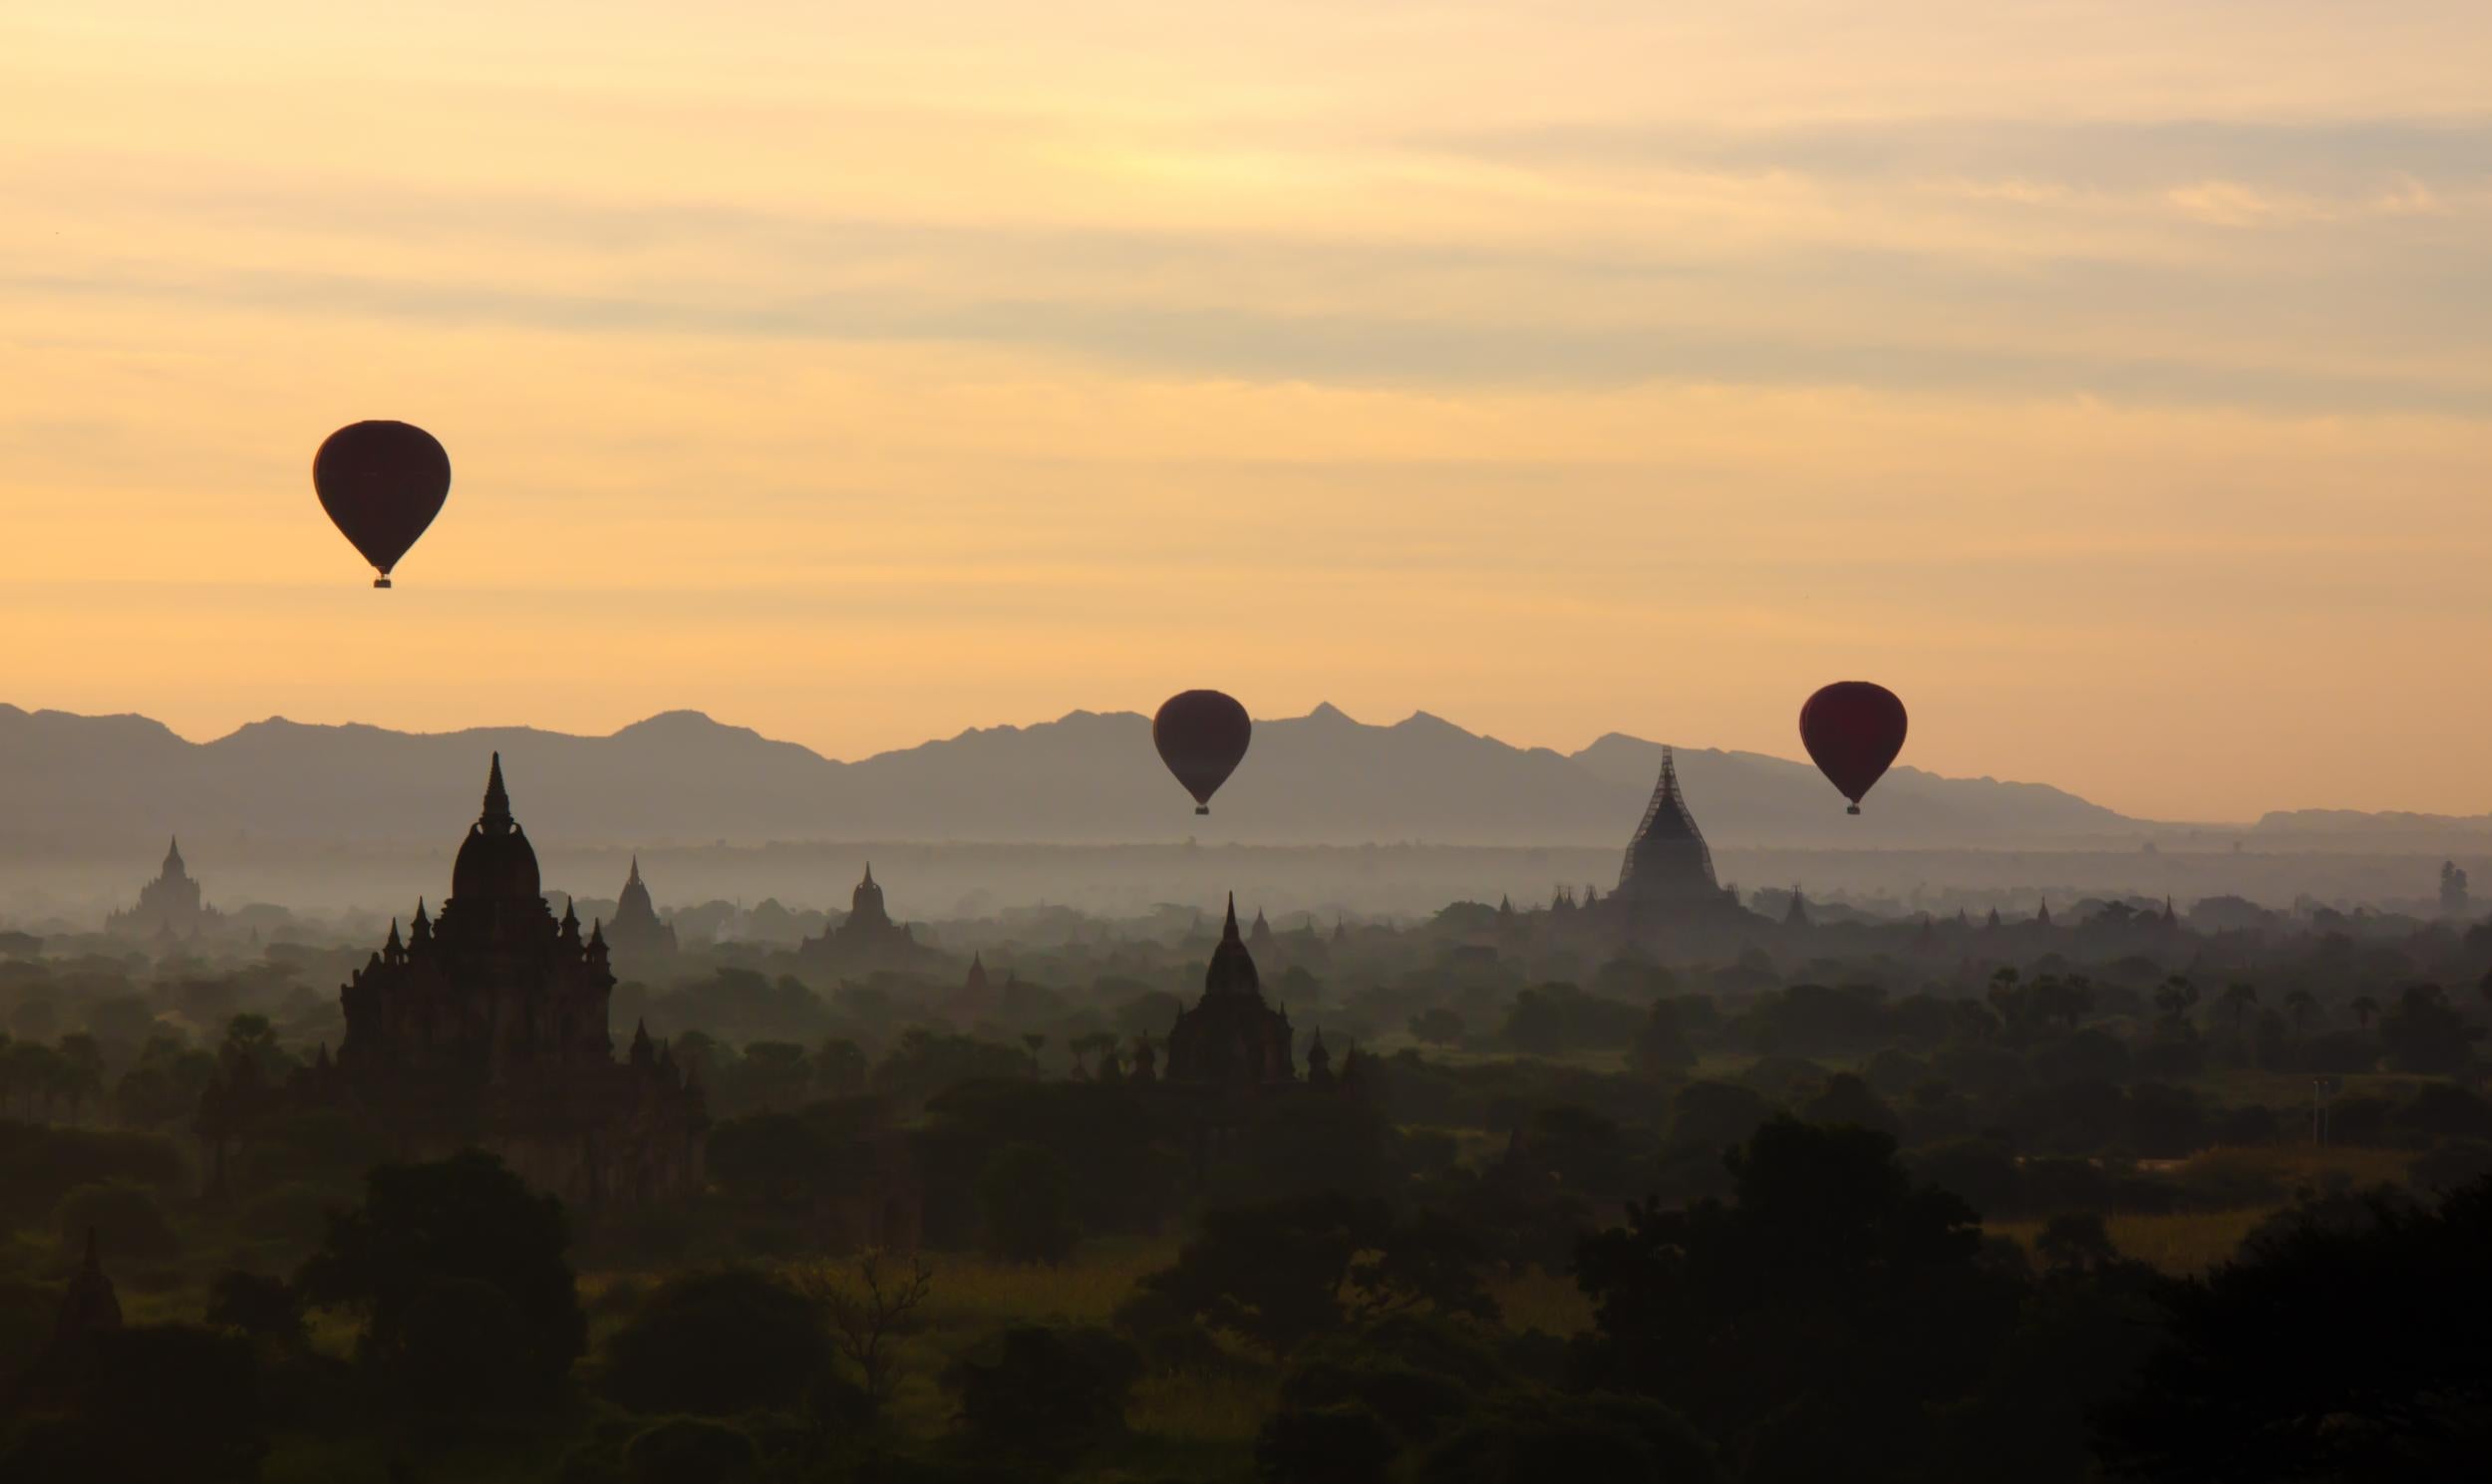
1800 681 1908 814
1153 690 1251 815
313 421 451 588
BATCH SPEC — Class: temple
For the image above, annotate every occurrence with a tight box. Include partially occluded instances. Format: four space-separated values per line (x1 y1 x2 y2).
295 755 707 1207
104 837 224 941
798 864 934 974
604 856 678 960
1162 895 1298 1087
1610 747 1737 916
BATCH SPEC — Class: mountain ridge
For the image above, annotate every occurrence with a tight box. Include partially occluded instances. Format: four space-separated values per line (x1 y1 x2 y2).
2 700 2155 853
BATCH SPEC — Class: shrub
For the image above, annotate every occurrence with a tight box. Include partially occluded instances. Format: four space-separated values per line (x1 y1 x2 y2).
600 1267 830 1416
945 1325 1140 1464
622 1417 763 1484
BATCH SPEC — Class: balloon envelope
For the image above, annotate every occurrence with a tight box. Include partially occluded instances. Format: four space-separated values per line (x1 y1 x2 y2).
1153 691 1252 814
314 421 451 586
1799 682 1909 814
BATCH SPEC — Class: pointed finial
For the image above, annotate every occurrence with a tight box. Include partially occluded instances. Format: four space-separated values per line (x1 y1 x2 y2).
862 861 874 888
628 854 642 887
480 751 512 831
562 896 579 930
589 918 606 949
1223 893 1240 942
385 918 403 951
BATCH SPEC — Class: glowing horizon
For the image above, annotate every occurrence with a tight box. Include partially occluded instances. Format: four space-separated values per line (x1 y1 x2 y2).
6 2 2490 821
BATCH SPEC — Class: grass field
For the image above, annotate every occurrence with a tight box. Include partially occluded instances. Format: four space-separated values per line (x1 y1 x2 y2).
1993 1209 2268 1275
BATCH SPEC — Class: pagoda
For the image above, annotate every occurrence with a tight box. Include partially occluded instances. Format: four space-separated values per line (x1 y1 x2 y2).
604 856 679 960
797 863 933 973
1613 747 1733 912
293 754 707 1207
1163 895 1296 1087
105 837 224 940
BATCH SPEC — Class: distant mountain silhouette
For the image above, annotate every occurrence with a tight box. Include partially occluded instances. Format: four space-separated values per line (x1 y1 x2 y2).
0 702 2142 852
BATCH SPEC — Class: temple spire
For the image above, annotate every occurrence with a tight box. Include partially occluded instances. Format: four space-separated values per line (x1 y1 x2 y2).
1223 892 1241 943
627 854 642 888
480 752 512 833
163 836 185 877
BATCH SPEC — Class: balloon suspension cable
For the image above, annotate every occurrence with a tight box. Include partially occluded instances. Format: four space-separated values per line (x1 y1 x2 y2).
373 576 392 589
1195 804 1210 816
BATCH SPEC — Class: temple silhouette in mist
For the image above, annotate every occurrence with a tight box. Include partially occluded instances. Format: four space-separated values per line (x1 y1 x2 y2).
798 862 936 973
105 837 224 943
282 755 708 1208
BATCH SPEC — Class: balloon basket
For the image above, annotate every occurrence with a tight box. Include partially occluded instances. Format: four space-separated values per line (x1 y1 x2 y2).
1846 804 1861 815
1195 805 1210 815
373 577 393 589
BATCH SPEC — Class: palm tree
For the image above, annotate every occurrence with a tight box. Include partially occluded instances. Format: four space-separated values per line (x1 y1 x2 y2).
1020 1034 1047 1074
2153 976 2199 1029
2220 983 2260 1033
56 1033 105 1126
2351 994 2380 1030
2282 990 2318 1037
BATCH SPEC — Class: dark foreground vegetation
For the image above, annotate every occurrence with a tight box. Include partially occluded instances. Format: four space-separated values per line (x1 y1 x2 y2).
6 893 2492 1480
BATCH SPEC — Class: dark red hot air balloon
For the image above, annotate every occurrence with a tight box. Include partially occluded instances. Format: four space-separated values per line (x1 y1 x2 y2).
1153 690 1251 815
1800 682 1908 815
314 421 451 588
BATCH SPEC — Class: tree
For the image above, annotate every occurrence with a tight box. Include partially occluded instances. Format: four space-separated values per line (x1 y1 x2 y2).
1257 1402 1400 1484
976 1142 1079 1264
1126 1191 1495 1357
1626 999 1696 1077
813 1037 868 1097
1413 1396 1717 1484
2152 977 2200 1030
2096 1178 2492 1481
620 1417 764 1484
1407 1007 1466 1048
219 1014 291 1081
944 1325 1140 1465
2031 1212 2122 1275
206 1271 306 1350
2378 984 2480 1076
4 1039 62 1121
1258 1316 1716 1484
735 1040 813 1112
600 1268 832 1416
2281 990 2318 1037
789 1250 933 1420
2441 859 2470 918
1069 1030 1120 1078
295 1150 586 1415
1574 1119 2018 1482
1802 1072 1901 1138
0 1324 267 1482
114 1037 217 1128
54 1034 105 1126
2349 994 2380 1031
2218 983 2260 1034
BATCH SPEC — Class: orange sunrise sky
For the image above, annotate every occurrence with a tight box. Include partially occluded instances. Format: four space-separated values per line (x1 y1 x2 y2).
5 2 2490 822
